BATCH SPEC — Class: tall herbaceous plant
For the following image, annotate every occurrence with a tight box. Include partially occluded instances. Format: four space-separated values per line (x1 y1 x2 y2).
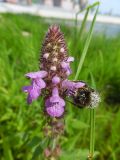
23 2 100 160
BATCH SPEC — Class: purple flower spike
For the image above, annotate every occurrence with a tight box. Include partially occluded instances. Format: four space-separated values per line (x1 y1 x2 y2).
25 71 47 79
22 25 100 119
45 87 65 117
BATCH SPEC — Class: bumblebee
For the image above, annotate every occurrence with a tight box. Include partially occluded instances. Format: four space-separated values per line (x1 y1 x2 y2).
64 82 100 108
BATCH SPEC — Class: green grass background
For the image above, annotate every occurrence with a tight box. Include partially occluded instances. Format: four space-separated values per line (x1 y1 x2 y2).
0 13 120 160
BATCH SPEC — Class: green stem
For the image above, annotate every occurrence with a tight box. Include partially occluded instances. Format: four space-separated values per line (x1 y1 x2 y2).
88 109 95 160
52 137 57 151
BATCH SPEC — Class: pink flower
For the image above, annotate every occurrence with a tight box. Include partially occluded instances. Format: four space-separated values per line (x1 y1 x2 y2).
45 87 65 117
62 79 85 89
61 56 74 76
23 71 47 104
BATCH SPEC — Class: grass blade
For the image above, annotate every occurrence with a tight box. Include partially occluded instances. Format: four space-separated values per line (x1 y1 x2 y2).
74 3 100 80
75 2 100 44
2 137 14 160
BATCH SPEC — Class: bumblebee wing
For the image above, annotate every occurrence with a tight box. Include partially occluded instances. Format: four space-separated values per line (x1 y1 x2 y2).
65 97 85 109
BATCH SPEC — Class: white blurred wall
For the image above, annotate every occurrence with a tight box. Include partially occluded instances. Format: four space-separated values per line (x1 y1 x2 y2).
1 0 88 11
44 0 53 6
61 0 73 10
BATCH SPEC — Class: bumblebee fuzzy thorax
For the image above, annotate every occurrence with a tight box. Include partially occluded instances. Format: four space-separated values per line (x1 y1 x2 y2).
73 87 92 108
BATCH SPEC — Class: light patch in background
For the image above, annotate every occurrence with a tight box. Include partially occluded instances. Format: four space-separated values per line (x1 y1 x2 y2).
89 0 120 15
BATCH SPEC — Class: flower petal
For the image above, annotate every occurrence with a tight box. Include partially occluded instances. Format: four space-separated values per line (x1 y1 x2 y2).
46 105 64 117
61 62 69 69
62 80 85 89
75 82 85 88
66 68 72 76
50 96 65 107
67 57 74 62
29 87 41 100
23 80 42 104
35 78 46 89
52 76 60 84
22 86 32 92
27 94 33 104
45 87 65 117
25 71 47 78
62 80 75 89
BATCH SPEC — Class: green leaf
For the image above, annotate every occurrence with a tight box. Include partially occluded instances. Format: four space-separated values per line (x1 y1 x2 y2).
74 2 100 80
2 137 14 160
60 149 99 160
27 136 41 149
31 144 42 160
71 119 89 129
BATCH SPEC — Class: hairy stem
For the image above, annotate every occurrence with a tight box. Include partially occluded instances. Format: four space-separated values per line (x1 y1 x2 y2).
52 136 57 151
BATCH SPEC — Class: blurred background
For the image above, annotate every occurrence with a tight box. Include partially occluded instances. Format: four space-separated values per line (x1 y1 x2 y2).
0 0 120 160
